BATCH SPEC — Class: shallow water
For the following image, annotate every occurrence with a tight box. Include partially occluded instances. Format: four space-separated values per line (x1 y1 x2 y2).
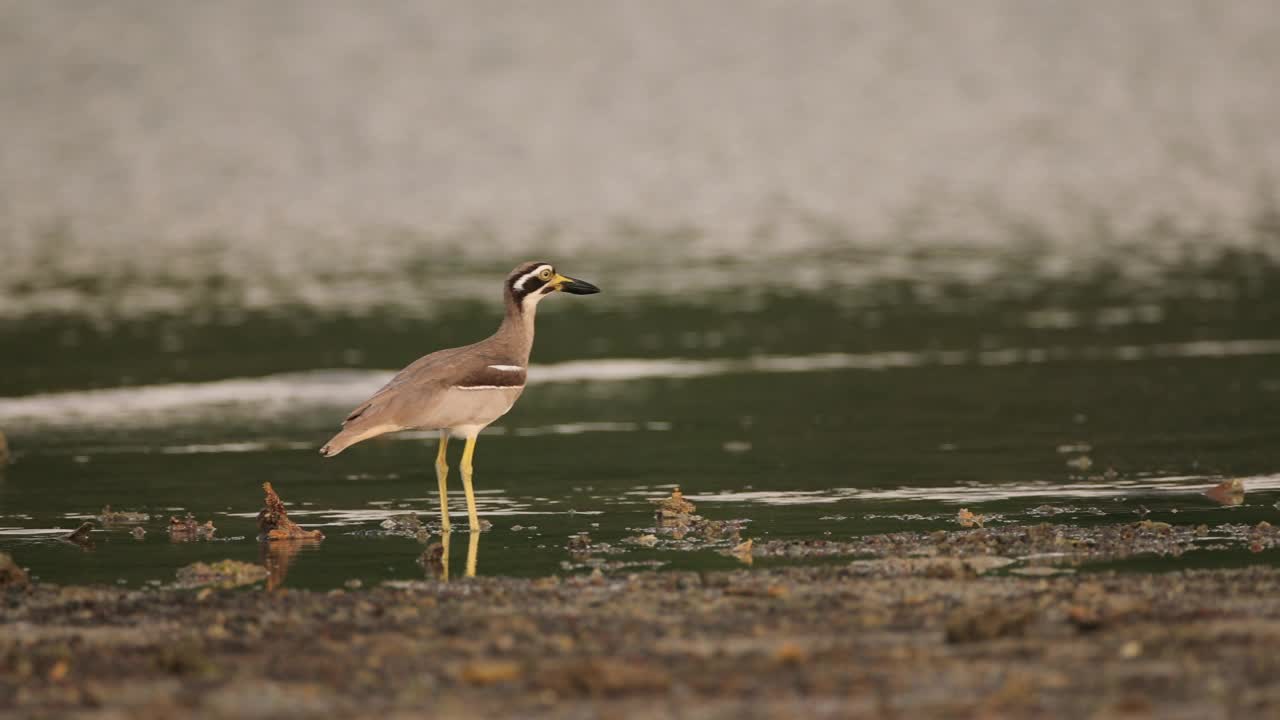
3 3 1280 588
3 325 1280 588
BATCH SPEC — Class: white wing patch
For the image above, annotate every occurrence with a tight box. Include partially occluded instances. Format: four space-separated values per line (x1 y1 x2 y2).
455 385 525 391
488 365 524 372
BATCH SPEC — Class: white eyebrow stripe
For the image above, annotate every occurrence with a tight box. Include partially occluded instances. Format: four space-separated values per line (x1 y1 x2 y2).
512 265 552 292
454 385 524 391
488 365 524 372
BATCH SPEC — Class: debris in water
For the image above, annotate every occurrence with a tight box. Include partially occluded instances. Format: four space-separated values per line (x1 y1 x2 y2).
624 534 659 547
131 527 147 540
1065 455 1093 471
97 505 150 524
1247 521 1280 553
753 521 1274 563
0 552 28 587
957 508 985 528
653 487 696 525
64 522 94 546
1133 505 1150 519
567 532 593 553
174 559 268 589
169 513 216 541
727 538 754 565
381 514 418 532
721 440 752 453
1205 479 1245 506
257 482 324 541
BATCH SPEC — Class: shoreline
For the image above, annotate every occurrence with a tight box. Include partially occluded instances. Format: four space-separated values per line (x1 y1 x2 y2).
4 563 1280 718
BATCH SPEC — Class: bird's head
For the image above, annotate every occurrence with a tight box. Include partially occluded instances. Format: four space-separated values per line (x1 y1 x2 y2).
505 261 600 311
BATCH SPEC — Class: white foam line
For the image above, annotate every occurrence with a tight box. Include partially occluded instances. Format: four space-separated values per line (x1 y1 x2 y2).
688 473 1280 506
1 338 1278 428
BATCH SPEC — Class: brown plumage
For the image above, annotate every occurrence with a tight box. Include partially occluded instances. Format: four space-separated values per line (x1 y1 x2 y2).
320 261 599 457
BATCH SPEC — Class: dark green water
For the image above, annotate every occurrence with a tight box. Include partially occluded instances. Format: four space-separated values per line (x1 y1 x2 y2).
4 2 1280 591
3 252 1280 589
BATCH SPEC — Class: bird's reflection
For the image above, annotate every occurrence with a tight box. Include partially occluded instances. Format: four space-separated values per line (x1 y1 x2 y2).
422 531 480 580
260 538 322 590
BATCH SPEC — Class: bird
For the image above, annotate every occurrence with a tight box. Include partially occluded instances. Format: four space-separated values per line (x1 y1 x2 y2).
320 261 600 534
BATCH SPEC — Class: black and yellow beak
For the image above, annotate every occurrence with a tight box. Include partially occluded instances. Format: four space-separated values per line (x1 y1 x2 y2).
552 273 600 295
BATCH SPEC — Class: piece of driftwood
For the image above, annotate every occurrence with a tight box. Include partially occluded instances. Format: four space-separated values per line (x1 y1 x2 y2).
257 482 324 541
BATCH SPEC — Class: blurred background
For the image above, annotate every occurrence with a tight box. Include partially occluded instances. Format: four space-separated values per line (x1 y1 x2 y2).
1 1 1279 586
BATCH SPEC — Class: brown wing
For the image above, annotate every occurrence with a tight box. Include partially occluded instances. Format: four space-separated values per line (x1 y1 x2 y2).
341 346 470 424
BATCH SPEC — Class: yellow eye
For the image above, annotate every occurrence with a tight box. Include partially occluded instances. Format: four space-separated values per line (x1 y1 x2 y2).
539 268 553 280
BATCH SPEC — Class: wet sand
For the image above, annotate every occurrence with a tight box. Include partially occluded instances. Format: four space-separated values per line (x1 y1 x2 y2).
4 529 1280 718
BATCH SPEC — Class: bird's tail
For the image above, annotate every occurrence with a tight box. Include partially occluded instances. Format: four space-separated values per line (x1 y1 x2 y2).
319 430 358 457
319 421 396 457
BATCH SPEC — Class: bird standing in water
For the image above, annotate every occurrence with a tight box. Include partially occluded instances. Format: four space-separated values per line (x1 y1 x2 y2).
320 261 600 534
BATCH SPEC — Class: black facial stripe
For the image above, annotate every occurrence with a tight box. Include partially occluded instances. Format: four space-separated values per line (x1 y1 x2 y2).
509 266 553 300
510 275 546 298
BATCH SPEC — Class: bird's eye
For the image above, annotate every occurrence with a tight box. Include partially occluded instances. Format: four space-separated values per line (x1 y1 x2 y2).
539 268 553 280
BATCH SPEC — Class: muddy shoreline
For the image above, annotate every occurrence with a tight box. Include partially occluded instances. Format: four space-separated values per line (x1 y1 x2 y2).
5 554 1280 718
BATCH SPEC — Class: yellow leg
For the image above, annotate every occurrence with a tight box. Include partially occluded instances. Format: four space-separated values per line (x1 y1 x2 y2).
466 531 479 577
435 431 451 533
460 435 481 532
439 530 450 582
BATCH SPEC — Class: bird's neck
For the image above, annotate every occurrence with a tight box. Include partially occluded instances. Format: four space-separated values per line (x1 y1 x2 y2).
497 293 538 365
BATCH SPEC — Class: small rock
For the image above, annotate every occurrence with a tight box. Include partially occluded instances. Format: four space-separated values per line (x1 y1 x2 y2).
957 508 985 528
168 513 216 541
460 660 522 685
727 539 754 565
625 534 659 547
174 560 268 589
131 527 147 540
344 578 363 590
1205 478 1245 506
773 641 806 664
